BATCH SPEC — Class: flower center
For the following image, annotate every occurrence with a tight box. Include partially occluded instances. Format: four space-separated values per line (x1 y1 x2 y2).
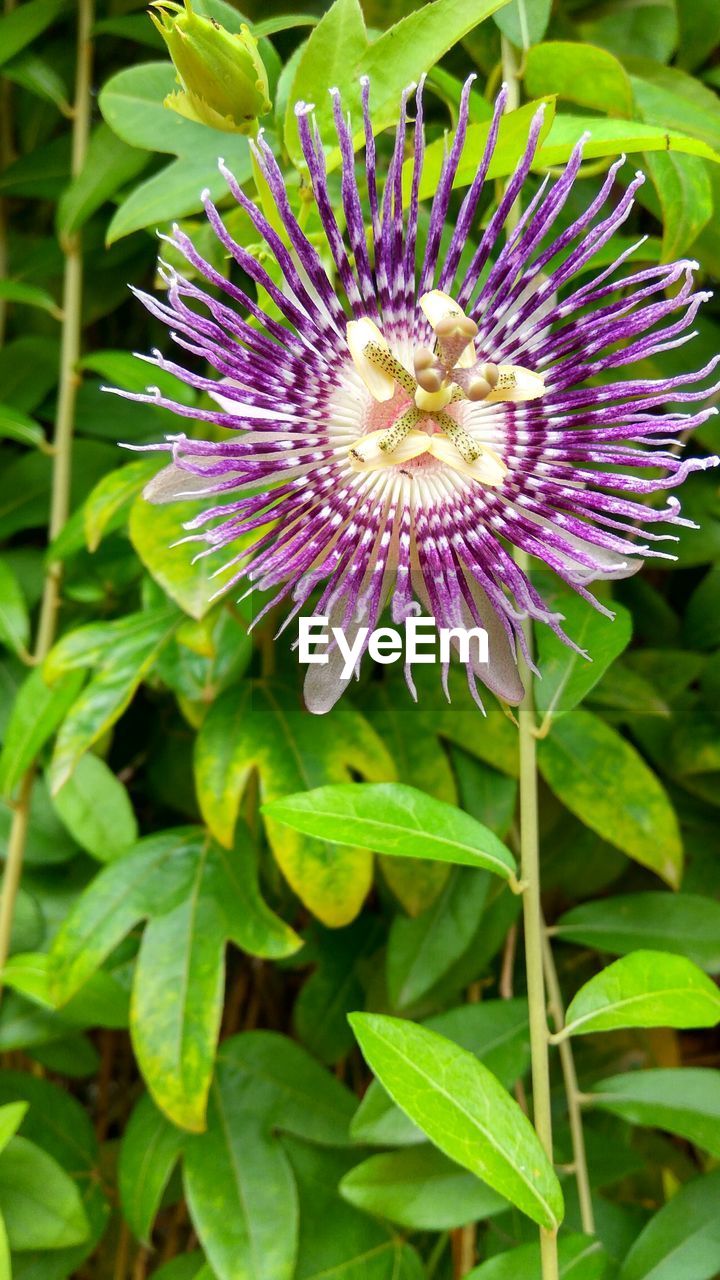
346 290 545 487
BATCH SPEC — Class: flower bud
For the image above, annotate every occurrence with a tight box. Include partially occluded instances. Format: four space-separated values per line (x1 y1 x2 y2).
149 0 270 135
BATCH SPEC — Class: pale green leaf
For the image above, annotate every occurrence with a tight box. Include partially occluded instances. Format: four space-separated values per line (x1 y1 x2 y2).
350 1013 563 1230
560 952 720 1039
340 1144 507 1230
264 782 518 886
0 558 30 658
525 41 633 114
0 1135 90 1250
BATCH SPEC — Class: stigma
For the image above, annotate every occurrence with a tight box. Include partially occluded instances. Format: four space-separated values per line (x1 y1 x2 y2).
346 292 544 485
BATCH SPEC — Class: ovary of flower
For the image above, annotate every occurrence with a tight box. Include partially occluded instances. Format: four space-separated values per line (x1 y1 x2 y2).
346 290 544 481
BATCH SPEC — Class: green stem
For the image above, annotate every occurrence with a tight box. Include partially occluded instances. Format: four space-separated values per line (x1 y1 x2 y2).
515 571 559 1280
501 39 560 1278
542 926 595 1235
0 0 94 998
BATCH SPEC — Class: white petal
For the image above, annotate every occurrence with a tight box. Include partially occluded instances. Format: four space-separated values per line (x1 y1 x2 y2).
143 464 218 504
346 318 395 402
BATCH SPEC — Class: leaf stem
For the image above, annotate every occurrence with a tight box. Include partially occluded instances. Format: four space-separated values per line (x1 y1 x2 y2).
0 0 94 999
542 925 595 1234
515 559 559 1279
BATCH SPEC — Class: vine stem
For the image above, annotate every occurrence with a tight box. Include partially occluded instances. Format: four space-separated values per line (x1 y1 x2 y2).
499 34 560 1280
0 0 94 997
515 552 559 1280
542 924 595 1234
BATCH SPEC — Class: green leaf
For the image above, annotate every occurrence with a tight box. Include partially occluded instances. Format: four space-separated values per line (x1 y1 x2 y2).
0 1103 28 1155
559 951 720 1039
51 827 298 1127
492 0 551 49
83 458 160 551
340 1144 507 1231
351 998 530 1147
643 151 713 260
349 1013 563 1230
2 48 70 111
553 893 720 973
0 1135 90 1250
286 0 514 167
129 495 232 621
118 1093 185 1244
0 0 66 67
0 952 129 1029
678 0 720 71
0 280 59 316
56 124 148 236
407 99 556 204
196 681 395 927
0 403 46 449
536 114 720 167
534 589 633 724
387 868 490 1011
46 607 181 791
524 41 633 115
293 920 375 1066
264 782 518 888
51 752 138 861
100 60 235 155
0 667 84 799
589 1068 720 1158
365 684 456 916
620 1169 720 1280
538 709 683 888
578 0 678 65
131 845 226 1132
287 1138 422 1280
183 1030 355 1280
627 58 720 154
586 662 670 720
284 0 368 160
49 828 201 1003
0 558 30 658
107 151 251 243
0 1070 108 1274
467 1234 611 1279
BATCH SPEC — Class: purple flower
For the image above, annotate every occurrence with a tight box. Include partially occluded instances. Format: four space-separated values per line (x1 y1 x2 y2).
119 78 719 714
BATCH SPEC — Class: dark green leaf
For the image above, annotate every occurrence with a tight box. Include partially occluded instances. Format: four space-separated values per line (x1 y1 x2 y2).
554 893 720 972
590 1069 720 1157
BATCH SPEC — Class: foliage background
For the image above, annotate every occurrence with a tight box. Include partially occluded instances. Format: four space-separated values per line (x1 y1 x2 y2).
1 0 720 1277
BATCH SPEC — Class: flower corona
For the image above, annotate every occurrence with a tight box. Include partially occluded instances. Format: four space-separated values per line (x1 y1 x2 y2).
118 78 720 713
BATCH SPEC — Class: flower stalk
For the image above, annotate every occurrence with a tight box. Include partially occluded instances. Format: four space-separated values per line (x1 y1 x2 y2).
0 0 94 997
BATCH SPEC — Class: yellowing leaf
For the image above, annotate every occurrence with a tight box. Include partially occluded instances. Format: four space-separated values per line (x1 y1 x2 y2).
195 681 395 926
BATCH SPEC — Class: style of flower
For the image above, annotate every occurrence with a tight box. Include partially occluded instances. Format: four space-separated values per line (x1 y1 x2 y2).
118 77 719 713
